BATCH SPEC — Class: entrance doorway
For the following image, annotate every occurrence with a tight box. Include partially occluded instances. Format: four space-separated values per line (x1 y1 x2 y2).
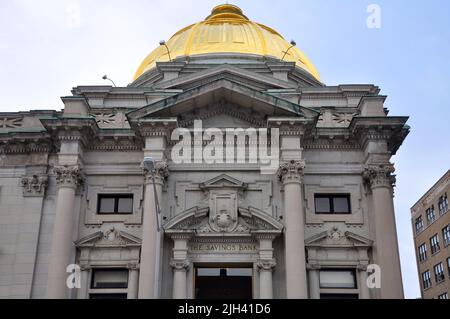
194 266 253 299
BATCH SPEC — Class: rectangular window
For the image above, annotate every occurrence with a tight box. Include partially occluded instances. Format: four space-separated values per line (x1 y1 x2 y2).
443 225 450 247
434 263 445 283
438 292 448 299
415 216 424 234
422 270 432 289
426 206 436 225
430 234 440 254
98 194 133 215
448 258 450 276
91 269 129 289
418 243 427 262
319 270 356 289
438 193 449 215
314 194 351 214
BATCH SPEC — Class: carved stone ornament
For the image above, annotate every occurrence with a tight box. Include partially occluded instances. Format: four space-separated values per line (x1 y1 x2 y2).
170 259 190 271
21 174 48 196
276 160 306 184
143 161 169 184
363 163 396 188
257 259 276 271
54 165 84 187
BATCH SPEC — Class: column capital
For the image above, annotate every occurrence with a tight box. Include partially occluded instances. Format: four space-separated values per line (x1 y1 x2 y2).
54 165 84 188
21 174 48 197
127 262 140 270
363 163 396 189
277 160 306 184
143 161 169 185
257 259 276 272
306 263 321 270
170 259 190 272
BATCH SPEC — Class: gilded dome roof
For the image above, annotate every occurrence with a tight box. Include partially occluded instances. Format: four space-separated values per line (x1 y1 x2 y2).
133 4 320 81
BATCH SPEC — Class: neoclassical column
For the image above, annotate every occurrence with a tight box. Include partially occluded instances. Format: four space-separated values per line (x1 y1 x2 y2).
307 264 320 299
128 262 139 299
257 259 276 299
277 160 308 299
138 161 169 299
47 165 84 299
363 163 404 299
77 265 90 299
170 260 190 299
169 234 192 299
357 264 370 299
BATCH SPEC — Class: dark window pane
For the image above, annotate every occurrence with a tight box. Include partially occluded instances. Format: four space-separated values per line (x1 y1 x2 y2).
118 197 133 213
89 294 128 299
91 269 129 289
315 197 330 213
333 197 350 213
320 294 359 299
99 198 115 213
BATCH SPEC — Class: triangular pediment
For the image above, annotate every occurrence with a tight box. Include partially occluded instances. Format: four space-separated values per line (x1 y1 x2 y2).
127 78 319 123
153 64 299 91
305 227 373 248
199 174 248 190
164 205 283 236
75 228 141 248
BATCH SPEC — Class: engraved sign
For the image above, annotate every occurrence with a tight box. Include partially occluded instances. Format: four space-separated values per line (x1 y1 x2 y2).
189 242 257 253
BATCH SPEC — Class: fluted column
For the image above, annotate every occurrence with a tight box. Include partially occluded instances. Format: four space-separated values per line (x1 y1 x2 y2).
307 264 320 299
277 160 308 299
257 260 276 299
138 161 169 299
47 165 84 299
363 163 403 298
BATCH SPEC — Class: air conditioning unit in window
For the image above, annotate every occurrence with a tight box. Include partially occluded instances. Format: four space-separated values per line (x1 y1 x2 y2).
437 274 445 282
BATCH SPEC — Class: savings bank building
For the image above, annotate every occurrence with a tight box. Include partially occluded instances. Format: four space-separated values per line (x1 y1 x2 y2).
0 4 409 299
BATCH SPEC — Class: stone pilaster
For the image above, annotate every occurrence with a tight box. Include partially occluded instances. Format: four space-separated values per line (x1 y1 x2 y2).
47 165 84 299
277 160 308 299
257 259 276 299
77 264 90 299
306 264 321 299
127 262 140 299
138 161 169 299
170 259 190 299
363 163 403 299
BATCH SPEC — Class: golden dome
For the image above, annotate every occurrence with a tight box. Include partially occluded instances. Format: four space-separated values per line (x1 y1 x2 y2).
133 4 320 81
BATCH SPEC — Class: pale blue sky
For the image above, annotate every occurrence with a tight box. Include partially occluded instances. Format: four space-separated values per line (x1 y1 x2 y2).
1 0 450 299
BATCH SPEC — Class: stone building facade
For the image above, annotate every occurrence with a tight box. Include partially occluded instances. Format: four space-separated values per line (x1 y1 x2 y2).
0 4 408 299
411 170 450 299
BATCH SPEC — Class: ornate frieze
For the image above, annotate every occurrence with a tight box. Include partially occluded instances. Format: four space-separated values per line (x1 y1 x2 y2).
170 259 190 271
257 259 276 272
0 117 23 129
363 163 396 189
54 165 84 188
21 174 48 196
277 160 306 184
